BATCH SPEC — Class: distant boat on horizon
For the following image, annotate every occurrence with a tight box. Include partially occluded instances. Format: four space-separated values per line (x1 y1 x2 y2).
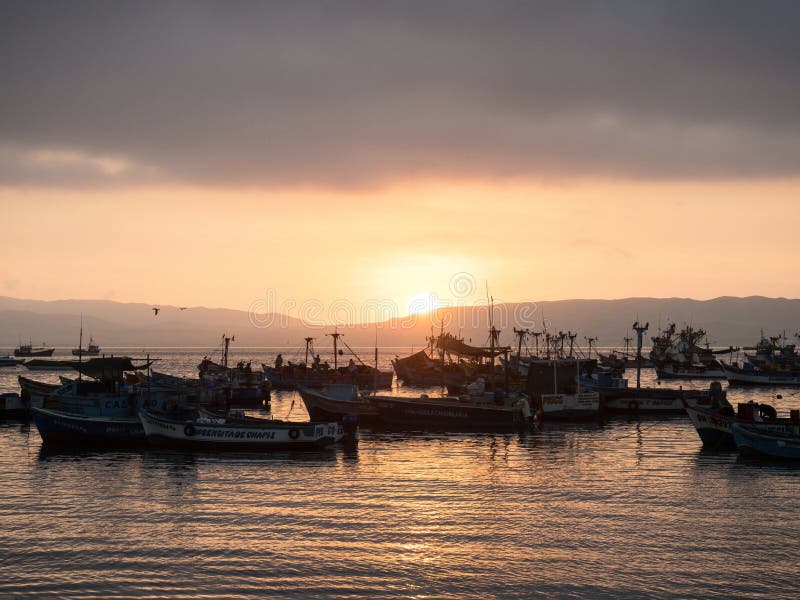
72 336 101 356
14 340 55 357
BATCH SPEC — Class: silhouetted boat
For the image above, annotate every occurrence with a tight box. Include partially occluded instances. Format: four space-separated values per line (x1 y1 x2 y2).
0 393 26 417
24 359 75 370
0 355 25 367
683 385 794 449
526 359 600 420
71 337 101 356
14 342 54 357
31 407 145 446
299 384 380 423
732 420 800 459
721 362 800 386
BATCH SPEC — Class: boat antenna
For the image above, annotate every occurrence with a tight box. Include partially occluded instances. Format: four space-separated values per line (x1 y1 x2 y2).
633 321 649 389
78 313 83 383
373 326 379 393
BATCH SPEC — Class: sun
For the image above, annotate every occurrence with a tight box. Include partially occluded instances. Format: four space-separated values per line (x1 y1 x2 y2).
406 292 442 315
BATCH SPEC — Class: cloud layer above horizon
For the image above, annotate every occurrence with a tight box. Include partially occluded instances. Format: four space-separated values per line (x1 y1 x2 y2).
2 0 800 188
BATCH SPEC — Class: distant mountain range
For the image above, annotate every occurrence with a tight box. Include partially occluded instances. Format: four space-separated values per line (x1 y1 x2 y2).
0 295 798 351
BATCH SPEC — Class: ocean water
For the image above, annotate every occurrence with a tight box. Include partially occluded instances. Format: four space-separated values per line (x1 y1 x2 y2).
1 348 799 599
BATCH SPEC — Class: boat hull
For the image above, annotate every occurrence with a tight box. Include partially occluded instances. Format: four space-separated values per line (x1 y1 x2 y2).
722 363 800 386
538 392 601 420
684 402 794 449
656 364 726 380
0 393 27 417
599 388 704 415
31 407 144 446
139 410 344 451
15 348 55 357
369 395 529 431
732 424 800 459
299 386 380 423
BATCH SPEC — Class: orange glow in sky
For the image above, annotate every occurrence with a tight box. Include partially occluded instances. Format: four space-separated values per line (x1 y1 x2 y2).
2 177 799 315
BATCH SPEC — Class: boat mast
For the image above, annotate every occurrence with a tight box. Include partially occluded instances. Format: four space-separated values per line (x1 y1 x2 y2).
304 337 314 369
78 313 83 383
514 328 528 367
222 334 233 368
326 331 342 369
633 321 649 390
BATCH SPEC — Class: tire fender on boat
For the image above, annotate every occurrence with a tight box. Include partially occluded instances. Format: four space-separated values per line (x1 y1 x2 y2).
288 428 300 440
184 424 196 437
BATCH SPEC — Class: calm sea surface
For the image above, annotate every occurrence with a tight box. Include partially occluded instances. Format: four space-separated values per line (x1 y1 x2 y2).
1 348 799 599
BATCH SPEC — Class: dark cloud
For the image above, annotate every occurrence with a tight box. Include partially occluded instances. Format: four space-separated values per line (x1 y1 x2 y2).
2 0 799 187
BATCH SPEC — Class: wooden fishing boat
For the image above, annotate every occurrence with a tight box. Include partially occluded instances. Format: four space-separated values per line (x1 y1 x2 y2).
31 407 144 446
721 362 800 386
139 409 350 451
731 420 800 459
299 384 381 423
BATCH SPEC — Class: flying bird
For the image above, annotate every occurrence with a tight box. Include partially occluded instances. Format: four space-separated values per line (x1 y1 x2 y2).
152 307 160 316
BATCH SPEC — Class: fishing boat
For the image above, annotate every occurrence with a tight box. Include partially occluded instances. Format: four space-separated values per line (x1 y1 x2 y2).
743 333 800 372
655 362 727 380
30 407 145 446
721 362 800 386
683 382 794 449
199 335 270 403
18 375 61 410
392 332 507 388
369 392 534 430
71 337 101 356
650 324 733 380
527 359 600 420
298 384 381 423
23 359 76 370
14 341 55 357
0 393 27 417
582 366 707 415
139 408 350 451
264 334 393 390
731 419 800 459
0 355 25 367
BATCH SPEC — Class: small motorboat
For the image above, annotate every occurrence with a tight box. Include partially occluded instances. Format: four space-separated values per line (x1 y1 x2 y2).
31 407 145 446
139 408 352 451
732 416 800 459
0 355 25 367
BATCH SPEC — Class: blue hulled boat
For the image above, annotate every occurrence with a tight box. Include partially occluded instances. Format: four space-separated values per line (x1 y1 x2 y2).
31 407 144 446
732 422 800 459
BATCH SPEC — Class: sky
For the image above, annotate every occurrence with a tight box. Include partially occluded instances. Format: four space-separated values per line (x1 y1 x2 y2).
2 1 800 318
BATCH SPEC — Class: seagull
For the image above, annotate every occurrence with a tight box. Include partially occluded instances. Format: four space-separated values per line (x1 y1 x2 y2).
152 307 160 316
